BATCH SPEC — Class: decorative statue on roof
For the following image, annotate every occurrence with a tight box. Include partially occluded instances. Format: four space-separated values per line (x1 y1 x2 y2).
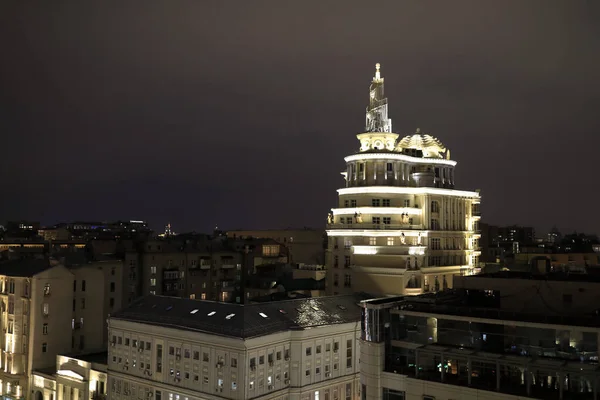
401 213 410 224
356 213 363 223
400 232 406 245
327 212 334 225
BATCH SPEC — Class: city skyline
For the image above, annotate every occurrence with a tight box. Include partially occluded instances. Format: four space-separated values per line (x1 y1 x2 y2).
1 1 599 235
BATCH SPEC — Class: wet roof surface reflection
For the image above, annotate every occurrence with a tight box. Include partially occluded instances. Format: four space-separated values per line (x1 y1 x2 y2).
112 293 371 339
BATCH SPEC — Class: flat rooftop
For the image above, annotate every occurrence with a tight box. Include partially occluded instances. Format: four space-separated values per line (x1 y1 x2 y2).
72 351 108 365
112 293 372 339
467 270 600 283
372 290 600 329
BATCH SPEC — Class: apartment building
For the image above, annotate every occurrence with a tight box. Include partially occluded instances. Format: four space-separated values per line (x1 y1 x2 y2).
0 256 123 400
226 229 326 265
107 293 370 400
326 64 481 297
0 259 73 400
124 237 289 303
359 271 600 399
31 352 108 400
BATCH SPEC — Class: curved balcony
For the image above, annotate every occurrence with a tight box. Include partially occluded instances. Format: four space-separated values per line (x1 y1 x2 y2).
327 223 424 230
352 245 426 256
332 207 422 216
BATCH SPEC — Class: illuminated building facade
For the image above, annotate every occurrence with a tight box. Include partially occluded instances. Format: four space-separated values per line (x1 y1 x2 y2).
359 272 600 400
31 352 108 400
0 257 122 400
326 64 481 296
107 294 368 400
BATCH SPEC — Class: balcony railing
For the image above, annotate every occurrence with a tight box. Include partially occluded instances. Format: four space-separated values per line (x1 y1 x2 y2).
92 392 107 400
327 223 424 230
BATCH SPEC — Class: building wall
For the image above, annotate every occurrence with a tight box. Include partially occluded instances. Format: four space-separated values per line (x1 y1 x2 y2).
129 240 287 303
31 355 108 400
378 372 535 400
71 267 105 352
29 266 74 373
0 260 121 400
226 230 326 265
514 252 600 267
107 318 361 400
326 191 479 296
453 275 600 315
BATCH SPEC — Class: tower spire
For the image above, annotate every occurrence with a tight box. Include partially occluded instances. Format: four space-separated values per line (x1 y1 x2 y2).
365 62 392 133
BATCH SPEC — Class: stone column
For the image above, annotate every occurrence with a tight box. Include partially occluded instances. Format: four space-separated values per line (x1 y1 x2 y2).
415 349 419 378
496 361 501 391
467 357 472 386
440 351 445 382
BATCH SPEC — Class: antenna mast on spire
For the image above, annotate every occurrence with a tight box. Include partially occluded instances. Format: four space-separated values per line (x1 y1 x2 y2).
365 63 392 133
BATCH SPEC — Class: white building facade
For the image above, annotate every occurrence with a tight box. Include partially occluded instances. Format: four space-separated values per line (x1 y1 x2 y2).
107 294 369 400
326 63 481 297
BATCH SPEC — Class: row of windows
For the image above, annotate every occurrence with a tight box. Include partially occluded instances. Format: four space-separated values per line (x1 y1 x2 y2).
250 348 290 367
333 274 352 287
111 335 152 350
343 199 411 208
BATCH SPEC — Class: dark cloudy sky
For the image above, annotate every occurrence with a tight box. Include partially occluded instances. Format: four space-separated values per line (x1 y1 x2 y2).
1 1 599 235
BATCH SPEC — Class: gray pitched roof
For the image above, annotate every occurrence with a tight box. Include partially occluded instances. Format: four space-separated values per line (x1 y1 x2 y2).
111 293 372 339
0 258 55 277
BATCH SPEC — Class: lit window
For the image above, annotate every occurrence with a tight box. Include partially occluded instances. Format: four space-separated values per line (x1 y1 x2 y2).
259 312 267 318
369 237 376 246
207 311 216 316
387 237 394 246
190 309 198 314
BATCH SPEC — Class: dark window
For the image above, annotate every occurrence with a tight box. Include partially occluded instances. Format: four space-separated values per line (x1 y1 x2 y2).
382 388 405 400
81 280 86 292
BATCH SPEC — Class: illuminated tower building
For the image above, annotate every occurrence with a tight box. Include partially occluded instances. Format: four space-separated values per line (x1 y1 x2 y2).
326 63 481 296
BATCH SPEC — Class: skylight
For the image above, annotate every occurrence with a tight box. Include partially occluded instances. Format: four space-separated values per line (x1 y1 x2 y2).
208 311 216 316
190 309 199 314
166 306 173 311
259 312 268 318
279 309 287 314
226 313 235 319
337 305 347 310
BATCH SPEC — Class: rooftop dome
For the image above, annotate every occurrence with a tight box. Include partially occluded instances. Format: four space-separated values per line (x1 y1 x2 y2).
396 128 448 159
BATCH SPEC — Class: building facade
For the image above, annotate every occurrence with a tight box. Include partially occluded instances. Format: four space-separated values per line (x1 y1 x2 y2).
326 64 481 297
31 352 108 400
359 273 600 400
226 229 326 265
125 237 289 304
107 294 369 400
0 257 123 400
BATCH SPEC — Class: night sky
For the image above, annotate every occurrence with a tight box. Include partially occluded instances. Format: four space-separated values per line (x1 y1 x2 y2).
1 1 599 235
